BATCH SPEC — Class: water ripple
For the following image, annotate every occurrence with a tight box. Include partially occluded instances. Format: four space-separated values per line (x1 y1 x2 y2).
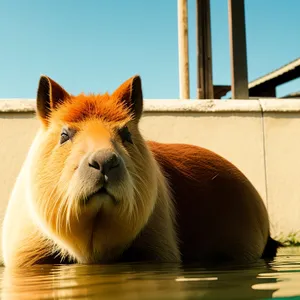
0 247 299 299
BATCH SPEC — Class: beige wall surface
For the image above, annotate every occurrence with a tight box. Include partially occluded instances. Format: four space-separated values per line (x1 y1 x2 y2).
262 112 300 239
0 99 300 247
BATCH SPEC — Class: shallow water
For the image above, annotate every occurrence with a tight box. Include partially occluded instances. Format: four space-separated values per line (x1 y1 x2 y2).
0 248 299 300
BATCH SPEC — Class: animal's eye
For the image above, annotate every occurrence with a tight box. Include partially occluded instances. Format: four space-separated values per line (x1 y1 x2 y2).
60 127 76 145
118 126 133 145
60 129 70 145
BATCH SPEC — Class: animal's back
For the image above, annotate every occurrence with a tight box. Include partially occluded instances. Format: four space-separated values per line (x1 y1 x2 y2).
148 141 273 264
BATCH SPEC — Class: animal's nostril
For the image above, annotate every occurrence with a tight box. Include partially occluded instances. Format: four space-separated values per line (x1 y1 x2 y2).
88 159 101 170
102 153 120 175
110 153 119 168
88 151 120 176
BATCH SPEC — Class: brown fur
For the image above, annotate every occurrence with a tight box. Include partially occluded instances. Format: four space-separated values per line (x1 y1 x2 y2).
1 75 280 268
147 141 281 263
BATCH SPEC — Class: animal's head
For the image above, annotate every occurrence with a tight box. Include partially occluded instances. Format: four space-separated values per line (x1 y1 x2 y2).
28 75 159 263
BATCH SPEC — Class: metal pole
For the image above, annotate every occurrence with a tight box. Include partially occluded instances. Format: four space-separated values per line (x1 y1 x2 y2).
203 0 214 99
196 0 205 99
196 0 214 99
228 0 249 99
178 0 190 99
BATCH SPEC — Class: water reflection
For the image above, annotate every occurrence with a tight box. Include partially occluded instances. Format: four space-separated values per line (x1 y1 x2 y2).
0 247 299 299
252 247 300 298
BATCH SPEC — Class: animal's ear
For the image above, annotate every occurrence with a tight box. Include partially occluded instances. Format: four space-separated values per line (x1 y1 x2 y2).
112 75 143 122
36 75 70 126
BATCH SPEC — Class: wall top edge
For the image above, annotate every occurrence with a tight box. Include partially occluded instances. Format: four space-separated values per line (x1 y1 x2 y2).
1 98 300 113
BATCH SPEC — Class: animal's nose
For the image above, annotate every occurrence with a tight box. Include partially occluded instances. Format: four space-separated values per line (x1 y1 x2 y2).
88 151 120 176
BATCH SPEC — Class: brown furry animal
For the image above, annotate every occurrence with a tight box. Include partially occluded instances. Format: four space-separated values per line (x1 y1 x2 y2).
1 75 281 268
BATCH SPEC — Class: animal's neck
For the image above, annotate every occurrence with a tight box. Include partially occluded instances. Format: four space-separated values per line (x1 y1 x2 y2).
119 170 180 263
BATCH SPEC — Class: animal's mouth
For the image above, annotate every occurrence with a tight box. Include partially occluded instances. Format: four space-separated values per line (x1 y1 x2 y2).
86 186 118 205
91 186 107 197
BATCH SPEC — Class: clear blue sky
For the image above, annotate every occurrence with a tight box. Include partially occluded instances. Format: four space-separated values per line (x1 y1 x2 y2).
0 0 299 99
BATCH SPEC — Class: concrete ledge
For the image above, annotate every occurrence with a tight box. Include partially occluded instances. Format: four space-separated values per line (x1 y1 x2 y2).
1 98 299 113
1 98 300 113
0 99 36 112
259 99 300 112
143 99 262 112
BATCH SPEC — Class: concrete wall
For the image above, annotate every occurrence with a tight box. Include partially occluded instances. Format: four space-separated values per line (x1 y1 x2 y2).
1 98 300 244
